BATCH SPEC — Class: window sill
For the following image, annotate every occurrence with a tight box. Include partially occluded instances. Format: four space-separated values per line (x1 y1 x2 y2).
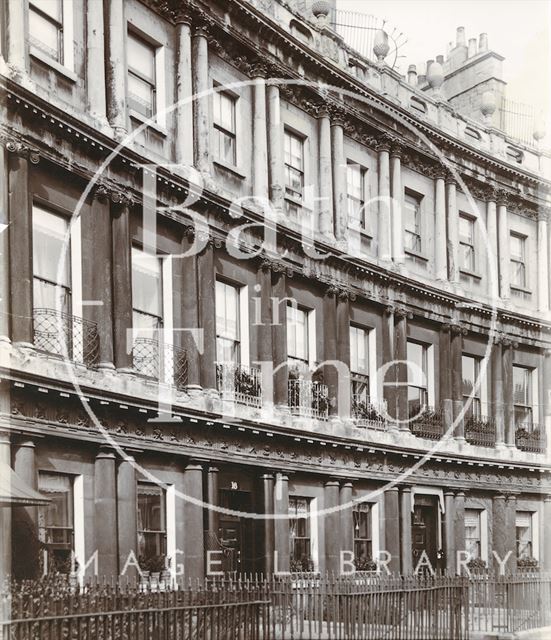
459 268 482 280
404 248 428 262
347 225 373 239
511 285 532 295
30 47 77 83
129 110 168 137
213 158 247 180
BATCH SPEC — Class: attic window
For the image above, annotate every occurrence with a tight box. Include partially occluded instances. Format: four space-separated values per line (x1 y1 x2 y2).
290 20 313 44
465 126 481 141
410 96 427 113
506 146 523 164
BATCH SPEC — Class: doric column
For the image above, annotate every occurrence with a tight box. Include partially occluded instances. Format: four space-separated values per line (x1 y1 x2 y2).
117 456 137 576
486 194 500 299
505 494 517 573
267 82 284 211
502 338 516 446
324 480 341 574
492 494 508 572
318 106 333 236
444 490 456 574
261 474 275 575
450 324 466 441
7 142 36 345
454 491 466 571
339 482 354 564
13 439 38 578
390 144 405 265
0 144 10 341
382 305 395 418
543 495 551 572
394 308 409 426
400 486 413 575
273 473 290 573
446 176 459 284
178 229 200 387
439 324 452 404
206 466 219 539
94 448 118 577
336 292 351 372
111 192 133 370
182 462 205 581
497 191 510 300
323 286 338 417
197 238 216 390
538 213 549 311
192 22 210 174
86 0 107 119
104 0 127 139
256 261 273 400
383 487 400 573
272 270 288 406
433 168 447 280
376 137 392 261
491 337 505 445
251 63 269 201
7 0 26 72
175 12 194 167
331 113 346 241
0 432 11 583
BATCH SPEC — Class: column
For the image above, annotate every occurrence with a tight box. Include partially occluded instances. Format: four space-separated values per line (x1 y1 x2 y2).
446 177 459 284
0 432 11 583
104 0 127 139
267 82 284 211
331 116 346 241
178 230 200 387
497 192 510 300
7 0 26 72
491 338 505 446
543 495 551 572
390 144 405 265
383 487 401 574
543 349 551 445
318 107 333 236
486 195 500 299
273 474 290 573
8 146 33 345
450 324 465 441
444 490 456 574
454 491 466 571
440 325 452 431
492 494 507 572
197 240 216 390
206 466 219 540
502 339 515 446
272 271 288 406
538 214 549 311
505 494 517 573
336 293 351 419
394 309 408 426
192 23 210 174
111 194 133 370
182 462 205 581
323 287 338 417
175 13 194 167
94 448 118 577
324 480 341 575
117 456 137 576
252 64 269 201
262 474 275 575
86 0 107 119
339 482 354 565
434 169 447 280
400 486 413 575
382 306 395 418
0 145 9 341
377 138 392 261
13 439 38 578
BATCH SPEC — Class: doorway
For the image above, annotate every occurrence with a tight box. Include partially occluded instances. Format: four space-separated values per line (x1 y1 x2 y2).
411 495 440 572
218 489 254 575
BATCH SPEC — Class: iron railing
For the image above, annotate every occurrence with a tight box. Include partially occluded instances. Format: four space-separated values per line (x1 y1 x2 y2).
352 397 387 430
132 338 188 391
465 415 496 447
515 424 546 454
216 363 262 408
33 308 99 367
498 97 540 148
409 406 444 440
288 378 329 420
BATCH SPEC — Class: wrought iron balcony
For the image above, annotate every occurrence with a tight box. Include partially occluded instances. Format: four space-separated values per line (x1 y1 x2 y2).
409 406 444 440
132 338 188 390
33 308 99 367
352 397 387 430
515 424 546 454
216 363 262 408
288 378 329 421
465 415 496 447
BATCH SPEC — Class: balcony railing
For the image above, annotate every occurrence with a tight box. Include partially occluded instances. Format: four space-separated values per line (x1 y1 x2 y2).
288 378 329 421
515 424 546 454
132 338 188 390
409 406 444 440
465 415 496 447
33 308 99 367
352 397 387 430
216 363 262 408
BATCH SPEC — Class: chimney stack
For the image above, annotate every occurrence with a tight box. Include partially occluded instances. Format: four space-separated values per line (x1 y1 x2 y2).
456 26 466 47
407 64 417 86
478 33 488 52
468 38 477 57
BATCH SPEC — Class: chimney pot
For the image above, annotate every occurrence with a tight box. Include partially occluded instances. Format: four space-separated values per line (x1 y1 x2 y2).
436 54 444 64
468 38 477 57
407 64 418 86
426 59 434 74
478 33 488 52
456 26 466 47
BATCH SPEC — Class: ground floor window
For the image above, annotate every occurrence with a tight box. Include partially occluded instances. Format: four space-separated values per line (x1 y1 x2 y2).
137 482 167 572
465 509 482 560
515 511 534 560
289 496 313 571
353 503 373 570
38 472 74 574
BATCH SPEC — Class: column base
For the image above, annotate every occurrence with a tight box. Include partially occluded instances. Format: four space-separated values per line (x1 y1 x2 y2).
97 361 116 371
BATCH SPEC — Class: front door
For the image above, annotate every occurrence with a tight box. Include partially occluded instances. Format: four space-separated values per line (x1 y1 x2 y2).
412 496 439 573
218 489 254 575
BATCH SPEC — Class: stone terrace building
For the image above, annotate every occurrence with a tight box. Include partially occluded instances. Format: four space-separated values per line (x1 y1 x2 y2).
0 0 550 582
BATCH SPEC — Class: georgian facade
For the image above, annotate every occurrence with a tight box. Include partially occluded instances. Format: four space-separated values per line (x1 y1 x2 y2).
0 0 550 582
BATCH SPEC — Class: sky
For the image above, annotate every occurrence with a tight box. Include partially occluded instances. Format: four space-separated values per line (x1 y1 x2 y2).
337 0 550 129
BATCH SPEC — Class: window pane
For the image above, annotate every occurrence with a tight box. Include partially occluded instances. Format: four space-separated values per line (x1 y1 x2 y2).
33 206 71 289
404 195 420 232
38 473 73 528
128 74 154 117
407 341 426 387
216 281 240 341
31 0 62 21
285 132 303 170
350 326 368 374
29 9 61 60
513 366 530 405
287 305 308 362
510 235 524 261
128 33 155 82
214 92 235 132
459 216 474 244
131 247 162 321
462 355 479 397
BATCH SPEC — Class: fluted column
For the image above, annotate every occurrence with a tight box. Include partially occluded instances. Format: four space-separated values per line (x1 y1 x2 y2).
446 177 459 284
262 474 275 574
390 144 404 264
192 23 210 174
183 462 205 581
400 486 413 575
267 83 284 211
104 0 127 139
86 0 107 119
502 338 515 446
497 192 510 300
434 169 447 280
198 239 216 390
273 474 290 573
175 12 194 166
324 480 341 574
384 487 400 573
94 448 118 577
331 115 346 241
252 64 269 202
117 456 137 576
538 213 549 311
377 138 392 261
486 195 500 299
318 107 333 236
7 0 26 72
450 324 465 441
491 337 505 446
